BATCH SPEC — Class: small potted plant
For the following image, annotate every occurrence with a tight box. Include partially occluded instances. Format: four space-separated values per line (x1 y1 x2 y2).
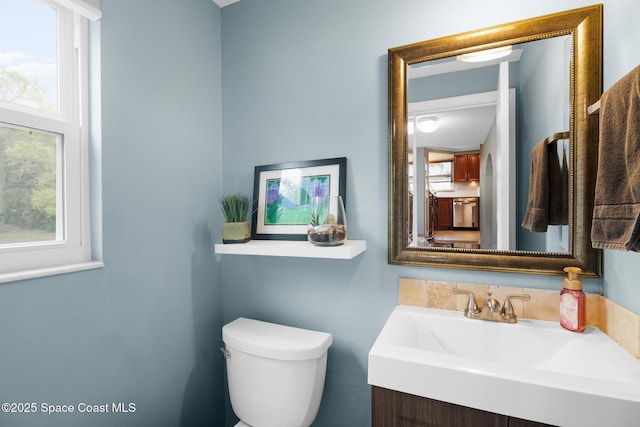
220 193 251 244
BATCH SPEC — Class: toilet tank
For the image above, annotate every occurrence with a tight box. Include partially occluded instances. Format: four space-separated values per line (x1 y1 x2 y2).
223 318 332 427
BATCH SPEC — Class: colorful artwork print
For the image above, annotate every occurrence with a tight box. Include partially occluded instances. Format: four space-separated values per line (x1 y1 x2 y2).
251 157 346 241
264 174 330 225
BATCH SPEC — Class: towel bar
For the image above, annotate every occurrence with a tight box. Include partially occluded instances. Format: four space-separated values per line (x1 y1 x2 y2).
544 131 570 145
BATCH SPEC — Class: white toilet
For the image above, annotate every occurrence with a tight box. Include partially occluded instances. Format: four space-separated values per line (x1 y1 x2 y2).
222 317 332 427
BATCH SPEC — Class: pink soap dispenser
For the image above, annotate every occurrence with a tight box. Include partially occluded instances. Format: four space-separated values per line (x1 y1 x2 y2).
560 266 586 332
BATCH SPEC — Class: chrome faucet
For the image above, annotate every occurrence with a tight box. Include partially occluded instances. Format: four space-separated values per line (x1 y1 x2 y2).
452 289 530 323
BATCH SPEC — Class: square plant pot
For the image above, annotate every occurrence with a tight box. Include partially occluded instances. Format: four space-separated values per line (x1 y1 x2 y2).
222 222 251 244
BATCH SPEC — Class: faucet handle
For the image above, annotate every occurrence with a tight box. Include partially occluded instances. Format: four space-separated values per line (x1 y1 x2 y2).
452 289 479 317
500 294 531 321
483 292 501 313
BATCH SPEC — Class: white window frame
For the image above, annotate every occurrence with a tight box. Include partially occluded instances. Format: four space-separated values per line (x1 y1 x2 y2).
0 0 102 282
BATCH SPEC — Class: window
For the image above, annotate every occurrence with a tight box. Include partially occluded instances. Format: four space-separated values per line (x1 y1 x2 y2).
428 160 453 192
0 0 102 281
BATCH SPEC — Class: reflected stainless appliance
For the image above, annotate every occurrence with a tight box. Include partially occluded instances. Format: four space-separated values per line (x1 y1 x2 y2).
453 197 479 229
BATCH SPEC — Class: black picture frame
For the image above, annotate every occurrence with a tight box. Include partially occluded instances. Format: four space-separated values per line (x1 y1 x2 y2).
251 157 347 240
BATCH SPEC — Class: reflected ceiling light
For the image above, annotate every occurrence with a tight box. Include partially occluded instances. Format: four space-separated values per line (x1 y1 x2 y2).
417 117 439 133
457 46 512 62
408 120 415 135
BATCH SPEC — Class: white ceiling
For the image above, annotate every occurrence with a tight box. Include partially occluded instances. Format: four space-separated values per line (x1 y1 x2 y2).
408 49 522 79
212 0 241 7
409 92 497 152
411 104 497 152
408 50 522 152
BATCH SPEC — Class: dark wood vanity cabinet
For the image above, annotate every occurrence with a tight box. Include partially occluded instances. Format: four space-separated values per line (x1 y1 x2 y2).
434 197 453 230
372 386 554 427
508 419 555 427
453 153 480 182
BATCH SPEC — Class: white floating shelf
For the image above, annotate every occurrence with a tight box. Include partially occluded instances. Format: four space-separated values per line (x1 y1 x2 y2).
214 239 366 259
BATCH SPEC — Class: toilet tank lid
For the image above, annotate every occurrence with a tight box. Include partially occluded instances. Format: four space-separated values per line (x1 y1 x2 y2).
222 317 332 361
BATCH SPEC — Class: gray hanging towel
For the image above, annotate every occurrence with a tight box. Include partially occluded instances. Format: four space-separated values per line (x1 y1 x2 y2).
591 65 640 250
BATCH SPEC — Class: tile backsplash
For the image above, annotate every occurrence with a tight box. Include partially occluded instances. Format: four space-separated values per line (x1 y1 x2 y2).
399 278 640 359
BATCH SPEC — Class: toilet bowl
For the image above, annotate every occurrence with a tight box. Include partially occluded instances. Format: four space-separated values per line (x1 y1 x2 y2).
222 317 332 427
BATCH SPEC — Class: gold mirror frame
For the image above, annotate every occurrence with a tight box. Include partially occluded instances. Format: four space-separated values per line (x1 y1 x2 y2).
388 5 602 276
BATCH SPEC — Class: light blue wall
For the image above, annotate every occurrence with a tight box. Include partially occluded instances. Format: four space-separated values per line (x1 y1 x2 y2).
1 1 638 426
0 0 225 426
517 36 570 252
408 66 500 102
221 0 640 426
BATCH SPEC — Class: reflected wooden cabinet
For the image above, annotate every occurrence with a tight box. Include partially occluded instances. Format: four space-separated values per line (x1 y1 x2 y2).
453 153 480 182
372 386 554 427
435 197 453 230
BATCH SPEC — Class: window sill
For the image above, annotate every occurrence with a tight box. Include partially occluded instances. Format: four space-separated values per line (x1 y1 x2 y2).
0 261 105 284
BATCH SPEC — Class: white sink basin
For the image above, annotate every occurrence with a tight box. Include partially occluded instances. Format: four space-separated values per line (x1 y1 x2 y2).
368 305 640 427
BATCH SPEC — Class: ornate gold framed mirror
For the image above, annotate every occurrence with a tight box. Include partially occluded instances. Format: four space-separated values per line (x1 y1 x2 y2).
388 5 602 276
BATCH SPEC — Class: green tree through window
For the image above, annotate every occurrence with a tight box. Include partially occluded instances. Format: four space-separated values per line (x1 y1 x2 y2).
0 124 57 243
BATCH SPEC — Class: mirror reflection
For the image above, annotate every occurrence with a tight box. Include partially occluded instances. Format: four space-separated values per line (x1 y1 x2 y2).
388 5 602 276
406 36 571 253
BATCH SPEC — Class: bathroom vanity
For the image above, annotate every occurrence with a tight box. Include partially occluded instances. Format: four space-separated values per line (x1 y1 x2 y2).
368 305 640 427
372 386 551 427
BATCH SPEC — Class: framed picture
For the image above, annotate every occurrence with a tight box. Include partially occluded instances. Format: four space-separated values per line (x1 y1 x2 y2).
251 157 347 240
